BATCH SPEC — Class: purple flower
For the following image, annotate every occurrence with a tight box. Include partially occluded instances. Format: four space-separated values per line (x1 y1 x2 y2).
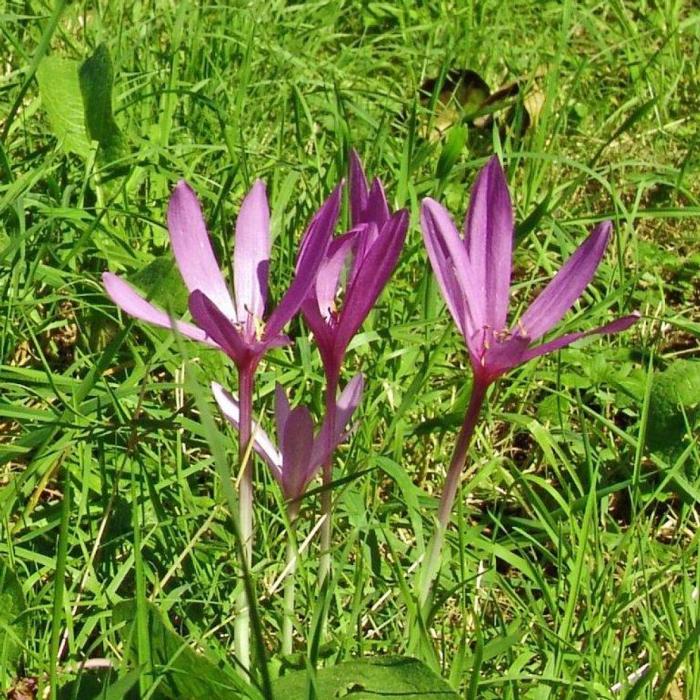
301 152 409 384
421 156 639 386
103 180 341 372
212 374 364 502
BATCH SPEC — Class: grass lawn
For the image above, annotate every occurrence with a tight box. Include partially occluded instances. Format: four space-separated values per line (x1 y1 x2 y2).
1 1 699 698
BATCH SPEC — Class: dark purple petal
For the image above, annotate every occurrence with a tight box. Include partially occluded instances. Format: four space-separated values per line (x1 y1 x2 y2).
103 272 218 347
265 184 342 338
258 334 291 355
421 198 479 349
280 406 315 501
475 332 530 384
233 180 270 322
301 298 339 380
335 209 408 355
349 149 369 227
167 181 237 322
520 312 640 363
188 290 252 367
212 382 282 471
518 221 612 341
364 178 391 227
464 156 514 332
347 223 376 291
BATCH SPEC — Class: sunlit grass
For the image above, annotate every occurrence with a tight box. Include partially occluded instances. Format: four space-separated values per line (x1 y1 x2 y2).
1 0 698 698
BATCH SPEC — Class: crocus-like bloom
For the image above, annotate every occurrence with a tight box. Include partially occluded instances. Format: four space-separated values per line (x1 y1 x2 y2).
212 374 364 502
301 151 409 385
103 180 341 372
421 156 639 386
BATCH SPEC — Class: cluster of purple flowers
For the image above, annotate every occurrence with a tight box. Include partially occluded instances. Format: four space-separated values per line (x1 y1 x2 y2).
104 153 636 508
103 153 638 660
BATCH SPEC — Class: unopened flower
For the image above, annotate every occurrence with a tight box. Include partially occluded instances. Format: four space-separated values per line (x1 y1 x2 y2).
103 180 341 372
302 152 408 385
421 156 639 386
212 374 364 502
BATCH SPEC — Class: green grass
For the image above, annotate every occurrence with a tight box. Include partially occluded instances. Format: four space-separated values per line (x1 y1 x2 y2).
1 0 699 698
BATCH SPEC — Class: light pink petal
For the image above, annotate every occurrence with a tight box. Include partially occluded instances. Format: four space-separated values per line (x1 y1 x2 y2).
421 199 479 347
265 184 342 338
280 406 315 501
334 372 364 438
212 382 282 472
167 181 236 322
520 313 640 363
103 272 218 347
188 290 252 367
464 156 514 332
233 180 270 322
315 232 357 320
349 149 369 227
518 221 612 341
335 210 408 355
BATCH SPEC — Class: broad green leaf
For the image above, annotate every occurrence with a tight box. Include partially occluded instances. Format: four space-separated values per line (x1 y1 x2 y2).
0 560 27 683
79 43 124 165
647 360 700 455
272 655 459 698
36 56 91 157
128 256 189 316
114 599 259 700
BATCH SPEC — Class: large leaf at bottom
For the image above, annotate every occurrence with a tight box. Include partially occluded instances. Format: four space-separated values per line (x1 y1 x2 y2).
272 655 458 698
0 560 27 683
114 599 259 700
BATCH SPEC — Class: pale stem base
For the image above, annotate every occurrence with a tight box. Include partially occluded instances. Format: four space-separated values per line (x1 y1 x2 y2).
318 374 338 586
418 379 488 608
282 502 300 656
234 368 254 672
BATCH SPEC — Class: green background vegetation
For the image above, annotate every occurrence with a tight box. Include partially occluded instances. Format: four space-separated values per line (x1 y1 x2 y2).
1 0 698 697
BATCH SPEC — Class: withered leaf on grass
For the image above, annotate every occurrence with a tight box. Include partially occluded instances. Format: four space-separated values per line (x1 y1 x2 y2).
418 67 545 140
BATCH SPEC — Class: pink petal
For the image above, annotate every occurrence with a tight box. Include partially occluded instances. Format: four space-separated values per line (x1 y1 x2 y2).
349 149 369 227
280 406 315 501
421 199 479 350
335 210 408 355
188 290 252 367
167 181 237 322
521 312 640 363
464 156 514 332
233 180 270 323
518 221 612 341
103 272 218 347
265 184 342 338
312 373 364 467
212 382 282 472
